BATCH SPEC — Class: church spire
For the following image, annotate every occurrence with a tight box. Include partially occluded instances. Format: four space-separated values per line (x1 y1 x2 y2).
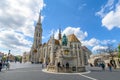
33 12 42 49
58 28 61 40
37 12 41 25
36 12 42 31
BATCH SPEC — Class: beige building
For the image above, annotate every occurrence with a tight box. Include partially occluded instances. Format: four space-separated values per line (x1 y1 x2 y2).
30 14 92 72
88 52 120 68
22 52 30 63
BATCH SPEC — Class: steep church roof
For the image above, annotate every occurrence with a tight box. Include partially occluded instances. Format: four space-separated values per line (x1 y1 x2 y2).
67 34 80 42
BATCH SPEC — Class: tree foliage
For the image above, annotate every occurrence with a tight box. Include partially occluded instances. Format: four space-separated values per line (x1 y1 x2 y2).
2 56 7 61
105 43 115 59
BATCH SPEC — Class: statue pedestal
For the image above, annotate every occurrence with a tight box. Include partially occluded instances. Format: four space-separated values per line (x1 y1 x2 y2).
47 65 56 72
46 65 86 73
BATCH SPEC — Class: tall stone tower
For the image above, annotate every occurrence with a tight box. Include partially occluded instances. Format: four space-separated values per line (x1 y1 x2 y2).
30 13 42 63
33 13 42 48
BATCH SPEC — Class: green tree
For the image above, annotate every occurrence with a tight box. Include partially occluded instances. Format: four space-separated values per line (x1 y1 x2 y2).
106 44 115 60
104 43 117 69
2 56 7 61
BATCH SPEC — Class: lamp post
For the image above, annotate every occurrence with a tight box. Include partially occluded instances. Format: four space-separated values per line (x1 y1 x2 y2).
7 50 11 62
8 50 10 55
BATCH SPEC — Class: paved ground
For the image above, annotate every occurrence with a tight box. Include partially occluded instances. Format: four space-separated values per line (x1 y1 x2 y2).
0 62 120 80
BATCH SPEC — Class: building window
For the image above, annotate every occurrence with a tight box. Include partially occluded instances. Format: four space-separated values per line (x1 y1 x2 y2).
75 44 77 48
39 33 41 37
70 44 73 48
79 53 82 64
71 51 73 56
84 53 87 65
78 45 80 49
75 51 77 56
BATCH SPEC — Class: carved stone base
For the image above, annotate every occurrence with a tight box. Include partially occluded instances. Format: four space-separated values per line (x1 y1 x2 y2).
46 65 86 73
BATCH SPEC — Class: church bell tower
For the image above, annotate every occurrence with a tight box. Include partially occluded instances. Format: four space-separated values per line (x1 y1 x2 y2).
33 13 42 48
30 13 42 63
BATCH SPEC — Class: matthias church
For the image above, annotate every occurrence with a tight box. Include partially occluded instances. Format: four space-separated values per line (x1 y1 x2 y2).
30 13 92 72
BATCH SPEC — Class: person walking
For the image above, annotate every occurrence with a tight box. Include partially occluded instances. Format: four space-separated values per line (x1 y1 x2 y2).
0 62 2 72
101 63 105 71
66 62 69 72
57 62 61 72
107 63 112 72
42 63 44 69
6 62 10 70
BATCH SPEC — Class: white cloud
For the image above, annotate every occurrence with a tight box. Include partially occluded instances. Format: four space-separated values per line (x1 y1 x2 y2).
0 30 32 55
92 45 108 52
54 29 59 39
82 38 99 47
96 0 114 17
96 0 120 30
0 0 45 55
101 40 116 44
78 3 87 10
82 38 116 52
62 27 88 40
82 38 116 46
102 5 120 30
0 0 45 37
53 27 88 41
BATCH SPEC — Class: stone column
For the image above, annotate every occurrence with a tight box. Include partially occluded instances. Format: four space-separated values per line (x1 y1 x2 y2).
44 47 47 64
77 44 80 66
50 49 53 65
80 48 84 66
73 44 75 56
50 37 54 65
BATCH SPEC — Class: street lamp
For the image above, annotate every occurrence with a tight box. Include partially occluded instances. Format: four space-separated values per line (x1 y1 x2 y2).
7 50 11 62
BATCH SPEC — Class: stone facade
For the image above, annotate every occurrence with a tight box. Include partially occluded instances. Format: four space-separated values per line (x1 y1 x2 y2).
30 14 92 72
88 53 120 68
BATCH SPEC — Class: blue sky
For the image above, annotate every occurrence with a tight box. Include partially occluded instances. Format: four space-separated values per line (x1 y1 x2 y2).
42 0 120 51
0 0 120 55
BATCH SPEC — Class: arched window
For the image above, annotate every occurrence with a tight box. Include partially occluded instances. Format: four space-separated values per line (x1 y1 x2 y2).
78 44 80 49
75 44 77 48
79 52 82 64
70 44 73 48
